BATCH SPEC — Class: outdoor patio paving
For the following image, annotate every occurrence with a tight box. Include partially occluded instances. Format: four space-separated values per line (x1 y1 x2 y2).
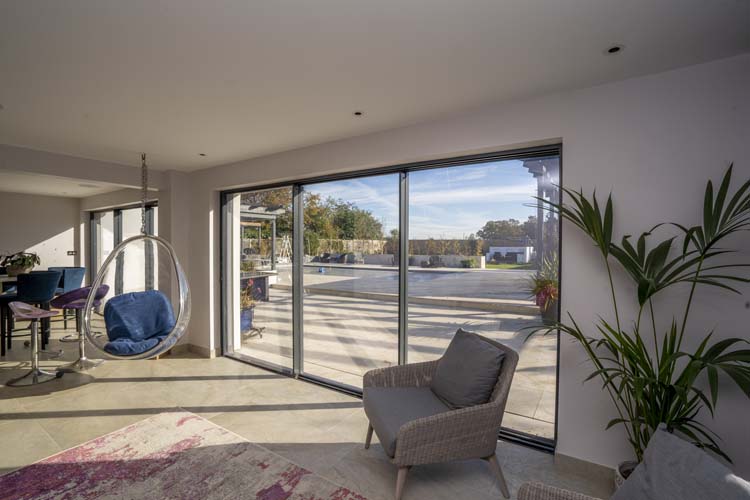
236 265 556 439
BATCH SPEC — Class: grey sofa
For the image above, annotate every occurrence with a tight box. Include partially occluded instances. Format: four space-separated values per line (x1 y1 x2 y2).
519 424 750 500
362 333 518 500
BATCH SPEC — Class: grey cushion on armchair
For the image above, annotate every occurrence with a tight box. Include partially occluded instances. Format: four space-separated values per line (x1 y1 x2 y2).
363 387 451 457
430 328 506 408
611 426 750 500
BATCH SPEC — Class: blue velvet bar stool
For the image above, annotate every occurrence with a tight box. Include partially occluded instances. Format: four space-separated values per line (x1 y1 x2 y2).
48 267 85 331
0 270 62 356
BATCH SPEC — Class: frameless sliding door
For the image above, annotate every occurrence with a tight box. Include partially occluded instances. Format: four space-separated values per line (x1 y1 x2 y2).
407 157 559 439
221 147 561 445
223 187 294 370
300 175 400 388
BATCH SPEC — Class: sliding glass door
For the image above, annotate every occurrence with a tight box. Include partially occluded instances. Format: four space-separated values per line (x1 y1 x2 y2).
300 174 400 389
222 147 561 444
223 187 294 370
407 158 559 439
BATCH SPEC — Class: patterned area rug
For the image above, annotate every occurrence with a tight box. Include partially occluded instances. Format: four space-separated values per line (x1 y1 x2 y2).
0 411 367 500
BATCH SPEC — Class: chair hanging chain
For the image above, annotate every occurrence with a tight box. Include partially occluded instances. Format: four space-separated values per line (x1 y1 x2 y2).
140 153 148 235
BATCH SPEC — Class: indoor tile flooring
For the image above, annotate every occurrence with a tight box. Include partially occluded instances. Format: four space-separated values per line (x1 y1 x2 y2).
0 326 612 500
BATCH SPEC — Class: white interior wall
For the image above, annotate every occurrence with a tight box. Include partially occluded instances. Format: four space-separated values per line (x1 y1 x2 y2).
0 191 81 269
185 53 750 474
0 51 747 476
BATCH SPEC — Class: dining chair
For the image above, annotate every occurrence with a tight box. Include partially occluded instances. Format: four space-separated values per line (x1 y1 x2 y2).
48 267 86 330
48 266 86 295
0 270 62 356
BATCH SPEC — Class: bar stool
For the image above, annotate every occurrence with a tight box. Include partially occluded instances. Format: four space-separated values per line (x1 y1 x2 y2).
51 285 109 372
6 301 63 386
1 270 62 356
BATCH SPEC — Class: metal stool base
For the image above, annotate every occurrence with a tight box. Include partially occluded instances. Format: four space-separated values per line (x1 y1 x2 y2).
59 334 79 343
7 367 63 387
59 356 103 373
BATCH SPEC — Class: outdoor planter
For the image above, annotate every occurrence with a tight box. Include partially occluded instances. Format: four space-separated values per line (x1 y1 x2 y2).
240 307 255 333
614 460 637 489
541 299 558 325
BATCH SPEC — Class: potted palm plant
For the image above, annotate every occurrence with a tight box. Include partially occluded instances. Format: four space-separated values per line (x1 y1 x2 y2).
527 253 559 325
1 252 41 276
532 164 750 487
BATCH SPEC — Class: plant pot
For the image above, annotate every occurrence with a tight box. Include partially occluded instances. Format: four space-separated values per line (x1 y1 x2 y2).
541 299 558 325
6 264 33 277
614 460 638 489
240 307 255 333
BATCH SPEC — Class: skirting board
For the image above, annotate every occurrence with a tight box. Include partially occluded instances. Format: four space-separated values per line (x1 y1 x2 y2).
168 343 219 358
554 452 615 486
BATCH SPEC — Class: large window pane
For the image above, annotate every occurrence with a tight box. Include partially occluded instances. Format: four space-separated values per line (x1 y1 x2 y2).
301 174 400 388
93 211 114 272
90 205 158 291
225 187 294 369
407 157 559 439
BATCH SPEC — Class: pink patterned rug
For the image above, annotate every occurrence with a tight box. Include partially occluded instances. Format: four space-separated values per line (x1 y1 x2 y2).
0 411 367 500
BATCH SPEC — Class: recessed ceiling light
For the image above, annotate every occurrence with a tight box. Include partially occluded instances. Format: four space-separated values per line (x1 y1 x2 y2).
605 44 624 55
199 153 207 157
353 111 364 116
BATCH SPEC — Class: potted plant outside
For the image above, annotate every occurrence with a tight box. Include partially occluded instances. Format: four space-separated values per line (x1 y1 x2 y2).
531 165 750 487
528 254 559 325
239 278 261 333
1 252 41 276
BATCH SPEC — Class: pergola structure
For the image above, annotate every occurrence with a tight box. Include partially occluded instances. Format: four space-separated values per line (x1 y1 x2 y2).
522 157 560 264
240 205 286 271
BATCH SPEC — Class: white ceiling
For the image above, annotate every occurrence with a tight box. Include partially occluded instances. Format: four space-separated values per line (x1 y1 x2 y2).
0 170 121 198
0 0 748 171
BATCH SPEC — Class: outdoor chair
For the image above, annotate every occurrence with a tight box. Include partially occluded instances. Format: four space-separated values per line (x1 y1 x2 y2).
363 329 518 500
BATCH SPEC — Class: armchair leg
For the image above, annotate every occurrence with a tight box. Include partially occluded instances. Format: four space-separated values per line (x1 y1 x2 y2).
486 454 510 499
365 423 373 449
395 466 410 500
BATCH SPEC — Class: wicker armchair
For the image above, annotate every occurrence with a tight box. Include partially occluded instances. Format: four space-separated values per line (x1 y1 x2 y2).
362 338 518 500
517 482 603 500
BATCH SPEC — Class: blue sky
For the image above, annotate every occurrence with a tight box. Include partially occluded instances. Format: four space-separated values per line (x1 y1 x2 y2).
306 159 553 239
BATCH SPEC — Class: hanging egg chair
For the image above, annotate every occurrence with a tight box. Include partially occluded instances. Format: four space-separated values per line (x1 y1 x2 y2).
82 154 191 360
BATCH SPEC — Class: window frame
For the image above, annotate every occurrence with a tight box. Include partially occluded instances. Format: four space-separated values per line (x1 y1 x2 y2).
220 144 562 452
88 202 158 286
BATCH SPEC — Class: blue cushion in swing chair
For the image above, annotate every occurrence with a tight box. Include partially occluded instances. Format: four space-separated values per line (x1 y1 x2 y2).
103 290 176 356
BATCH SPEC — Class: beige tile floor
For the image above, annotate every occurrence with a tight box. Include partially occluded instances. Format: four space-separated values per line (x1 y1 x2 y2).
237 290 557 438
0 326 610 500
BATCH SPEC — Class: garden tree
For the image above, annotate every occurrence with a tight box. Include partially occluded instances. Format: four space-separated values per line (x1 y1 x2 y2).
476 217 535 241
330 200 384 240
475 216 542 241
241 189 293 237
241 189 385 255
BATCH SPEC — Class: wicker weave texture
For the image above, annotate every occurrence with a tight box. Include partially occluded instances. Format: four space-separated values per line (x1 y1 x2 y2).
517 482 603 500
363 336 519 467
